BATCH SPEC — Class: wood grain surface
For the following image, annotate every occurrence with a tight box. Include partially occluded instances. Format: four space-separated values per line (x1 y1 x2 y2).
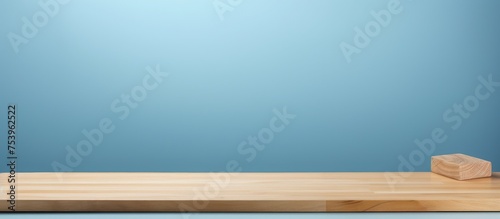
431 154 492 180
1 172 499 212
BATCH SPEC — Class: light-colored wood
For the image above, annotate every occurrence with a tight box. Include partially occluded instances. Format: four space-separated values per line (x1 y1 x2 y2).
431 154 492 180
1 172 499 212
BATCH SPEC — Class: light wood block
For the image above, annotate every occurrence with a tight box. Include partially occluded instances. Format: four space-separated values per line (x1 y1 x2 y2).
431 154 492 180
1 172 499 212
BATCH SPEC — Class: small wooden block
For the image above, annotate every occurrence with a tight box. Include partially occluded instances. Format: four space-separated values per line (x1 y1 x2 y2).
431 154 492 180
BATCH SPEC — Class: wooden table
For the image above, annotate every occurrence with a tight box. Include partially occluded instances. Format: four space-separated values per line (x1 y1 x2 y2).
1 172 499 212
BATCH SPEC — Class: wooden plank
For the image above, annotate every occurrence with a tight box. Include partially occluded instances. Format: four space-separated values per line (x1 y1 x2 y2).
431 154 492 180
1 172 499 212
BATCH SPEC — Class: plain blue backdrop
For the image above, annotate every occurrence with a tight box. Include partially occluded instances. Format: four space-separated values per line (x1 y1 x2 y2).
1 0 500 217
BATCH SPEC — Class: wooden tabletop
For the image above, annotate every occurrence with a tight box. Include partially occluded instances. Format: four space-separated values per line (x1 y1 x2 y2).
1 172 499 212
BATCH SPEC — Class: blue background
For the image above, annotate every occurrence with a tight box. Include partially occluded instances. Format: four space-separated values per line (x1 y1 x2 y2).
2 0 500 182
1 0 500 218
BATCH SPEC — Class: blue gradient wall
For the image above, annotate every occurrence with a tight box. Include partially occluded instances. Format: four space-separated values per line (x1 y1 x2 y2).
1 0 499 174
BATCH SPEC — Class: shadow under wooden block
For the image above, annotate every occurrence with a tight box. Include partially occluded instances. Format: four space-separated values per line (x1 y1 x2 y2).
431 153 492 180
